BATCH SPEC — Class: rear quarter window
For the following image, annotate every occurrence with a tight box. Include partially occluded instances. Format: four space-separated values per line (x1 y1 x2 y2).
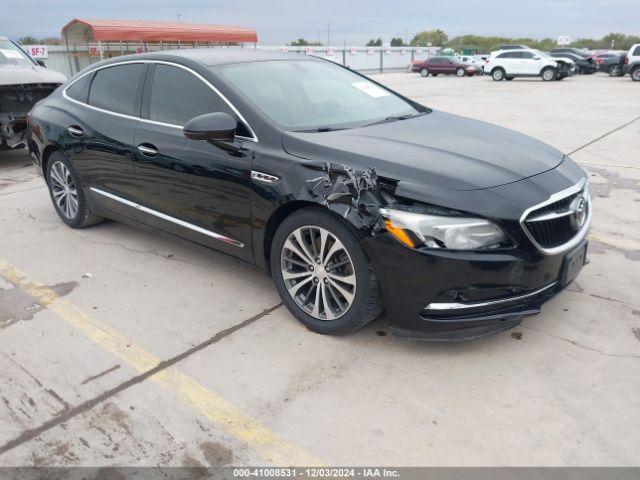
633 46 640 56
65 73 93 103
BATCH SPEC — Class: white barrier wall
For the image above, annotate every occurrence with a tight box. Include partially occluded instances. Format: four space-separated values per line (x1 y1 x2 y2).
34 44 441 78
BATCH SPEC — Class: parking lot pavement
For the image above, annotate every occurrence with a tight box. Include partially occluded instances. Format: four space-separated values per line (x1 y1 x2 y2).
1 74 639 467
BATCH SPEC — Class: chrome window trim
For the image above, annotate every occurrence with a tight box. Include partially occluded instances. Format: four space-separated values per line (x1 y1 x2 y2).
424 282 557 311
519 178 591 256
90 187 244 248
62 59 258 142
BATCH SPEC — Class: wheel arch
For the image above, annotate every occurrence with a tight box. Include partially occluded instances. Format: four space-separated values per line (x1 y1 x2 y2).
262 200 318 275
41 144 62 177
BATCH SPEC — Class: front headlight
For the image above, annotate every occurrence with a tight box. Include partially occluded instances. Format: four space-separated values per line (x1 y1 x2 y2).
381 208 508 250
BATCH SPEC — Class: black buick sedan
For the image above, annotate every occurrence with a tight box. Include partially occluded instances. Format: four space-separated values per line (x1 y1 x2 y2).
26 49 590 340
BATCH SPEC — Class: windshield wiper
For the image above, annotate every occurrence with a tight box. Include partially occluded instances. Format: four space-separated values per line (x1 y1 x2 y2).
362 111 427 128
292 126 348 133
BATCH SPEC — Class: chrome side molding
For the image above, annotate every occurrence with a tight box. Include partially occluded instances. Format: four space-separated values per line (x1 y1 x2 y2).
90 187 244 248
424 282 557 311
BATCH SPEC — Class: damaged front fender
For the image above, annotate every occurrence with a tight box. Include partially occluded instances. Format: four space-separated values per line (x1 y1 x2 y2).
299 162 388 232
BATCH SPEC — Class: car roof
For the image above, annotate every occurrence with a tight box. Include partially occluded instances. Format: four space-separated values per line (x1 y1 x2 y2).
133 48 312 67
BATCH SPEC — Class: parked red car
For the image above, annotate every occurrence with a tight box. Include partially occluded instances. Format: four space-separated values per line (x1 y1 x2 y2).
411 56 477 77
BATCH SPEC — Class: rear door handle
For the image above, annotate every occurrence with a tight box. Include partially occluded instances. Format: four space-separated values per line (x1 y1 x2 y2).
137 144 159 157
67 126 84 137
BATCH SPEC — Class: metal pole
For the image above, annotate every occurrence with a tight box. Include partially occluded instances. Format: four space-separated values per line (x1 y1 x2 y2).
379 49 383 73
64 32 73 76
98 40 104 60
119 40 124 56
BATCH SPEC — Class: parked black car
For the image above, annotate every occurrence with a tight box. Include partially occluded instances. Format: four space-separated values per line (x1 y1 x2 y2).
26 50 591 341
549 52 597 74
593 52 626 76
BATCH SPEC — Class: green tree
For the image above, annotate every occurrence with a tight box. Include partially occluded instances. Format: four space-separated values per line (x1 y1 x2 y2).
390 37 404 47
289 38 322 46
40 37 62 45
17 35 38 45
410 29 448 47
366 38 383 47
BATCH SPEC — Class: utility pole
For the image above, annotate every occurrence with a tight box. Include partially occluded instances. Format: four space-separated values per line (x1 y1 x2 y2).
404 28 408 45
327 23 330 46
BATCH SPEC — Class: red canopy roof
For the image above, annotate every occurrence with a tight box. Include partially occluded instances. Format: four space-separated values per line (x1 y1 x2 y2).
62 19 258 43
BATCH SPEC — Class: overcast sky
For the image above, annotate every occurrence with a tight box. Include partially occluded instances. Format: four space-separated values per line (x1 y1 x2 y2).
2 0 638 45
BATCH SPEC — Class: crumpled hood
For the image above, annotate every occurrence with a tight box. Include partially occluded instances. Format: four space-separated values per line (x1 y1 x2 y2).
0 64 66 86
283 110 564 191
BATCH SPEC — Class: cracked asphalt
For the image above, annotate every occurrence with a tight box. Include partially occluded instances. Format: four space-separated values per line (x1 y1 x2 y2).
0 73 639 467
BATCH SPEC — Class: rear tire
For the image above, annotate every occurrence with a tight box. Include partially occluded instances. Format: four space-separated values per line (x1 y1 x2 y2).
270 207 382 335
456 67 465 77
491 68 505 81
420 68 429 77
45 151 103 228
631 67 640 82
608 64 621 76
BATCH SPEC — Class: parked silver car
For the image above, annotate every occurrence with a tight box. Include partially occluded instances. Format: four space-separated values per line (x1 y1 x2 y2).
0 37 66 150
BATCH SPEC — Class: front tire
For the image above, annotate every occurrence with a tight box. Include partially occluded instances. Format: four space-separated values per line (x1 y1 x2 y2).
46 151 103 228
420 68 429 77
631 67 640 82
270 207 382 335
491 68 505 81
541 67 556 81
456 67 465 77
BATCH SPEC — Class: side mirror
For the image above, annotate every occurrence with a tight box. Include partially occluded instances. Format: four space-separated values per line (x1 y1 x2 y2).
37 60 46 67
533 56 541 60
183 112 237 141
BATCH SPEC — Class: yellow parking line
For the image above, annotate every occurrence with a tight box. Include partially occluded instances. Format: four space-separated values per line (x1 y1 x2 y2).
0 258 320 466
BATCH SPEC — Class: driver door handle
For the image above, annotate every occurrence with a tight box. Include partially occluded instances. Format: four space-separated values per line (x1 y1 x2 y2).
67 126 84 137
137 144 159 157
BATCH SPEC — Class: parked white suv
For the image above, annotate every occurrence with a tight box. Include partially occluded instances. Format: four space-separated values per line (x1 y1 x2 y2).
485 49 564 81
623 43 640 81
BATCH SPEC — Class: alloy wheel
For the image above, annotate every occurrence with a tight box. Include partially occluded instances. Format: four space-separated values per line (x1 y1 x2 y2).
49 161 79 219
281 226 356 321
542 69 555 81
632 69 640 81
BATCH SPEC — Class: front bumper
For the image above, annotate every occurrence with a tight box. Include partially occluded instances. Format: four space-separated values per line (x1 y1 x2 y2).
362 234 587 341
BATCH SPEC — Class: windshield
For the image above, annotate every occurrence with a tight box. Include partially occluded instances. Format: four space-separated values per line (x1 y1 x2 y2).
0 40 35 67
219 60 420 131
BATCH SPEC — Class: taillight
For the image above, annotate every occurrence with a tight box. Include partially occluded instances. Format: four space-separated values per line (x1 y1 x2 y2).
25 112 30 126
625 57 629 64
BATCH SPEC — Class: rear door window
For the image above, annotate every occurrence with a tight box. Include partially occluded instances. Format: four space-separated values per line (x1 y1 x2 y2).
633 46 640 56
88 63 145 116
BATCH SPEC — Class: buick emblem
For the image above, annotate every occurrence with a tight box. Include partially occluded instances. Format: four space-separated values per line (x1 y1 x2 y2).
569 195 587 230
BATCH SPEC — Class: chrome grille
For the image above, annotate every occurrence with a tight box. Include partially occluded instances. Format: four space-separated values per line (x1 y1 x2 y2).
521 182 590 253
